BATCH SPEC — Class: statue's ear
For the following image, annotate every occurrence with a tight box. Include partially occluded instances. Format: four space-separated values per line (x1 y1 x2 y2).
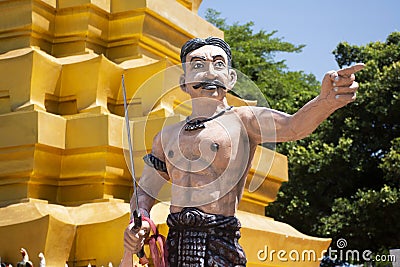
179 75 187 92
227 68 237 91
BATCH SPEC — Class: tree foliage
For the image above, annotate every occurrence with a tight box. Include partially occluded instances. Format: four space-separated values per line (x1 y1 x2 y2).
205 9 400 262
270 32 400 259
317 32 400 253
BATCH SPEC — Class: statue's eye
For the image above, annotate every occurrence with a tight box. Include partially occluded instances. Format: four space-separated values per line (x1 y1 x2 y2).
193 62 204 69
214 60 226 69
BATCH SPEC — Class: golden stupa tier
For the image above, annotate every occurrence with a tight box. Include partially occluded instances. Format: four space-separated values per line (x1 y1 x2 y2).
0 0 330 266
0 0 211 62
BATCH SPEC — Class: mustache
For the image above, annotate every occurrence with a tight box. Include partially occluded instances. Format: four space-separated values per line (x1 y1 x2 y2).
192 80 227 90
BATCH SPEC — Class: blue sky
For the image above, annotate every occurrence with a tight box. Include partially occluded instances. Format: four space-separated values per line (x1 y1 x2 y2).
198 0 400 80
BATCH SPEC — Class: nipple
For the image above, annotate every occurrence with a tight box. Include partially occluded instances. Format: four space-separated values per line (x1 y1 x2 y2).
210 143 219 152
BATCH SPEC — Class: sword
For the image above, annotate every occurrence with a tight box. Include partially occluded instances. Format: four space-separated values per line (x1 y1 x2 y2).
120 74 147 266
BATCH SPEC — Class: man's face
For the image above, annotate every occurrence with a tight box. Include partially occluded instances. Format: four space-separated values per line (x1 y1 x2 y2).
180 45 236 101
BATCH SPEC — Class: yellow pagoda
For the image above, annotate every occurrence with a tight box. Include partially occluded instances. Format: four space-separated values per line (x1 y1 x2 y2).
0 0 330 266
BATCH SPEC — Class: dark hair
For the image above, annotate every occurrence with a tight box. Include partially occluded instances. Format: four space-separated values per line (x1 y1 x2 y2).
180 37 232 67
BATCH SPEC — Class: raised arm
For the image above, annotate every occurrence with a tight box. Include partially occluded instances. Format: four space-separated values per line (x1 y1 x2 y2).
244 64 364 143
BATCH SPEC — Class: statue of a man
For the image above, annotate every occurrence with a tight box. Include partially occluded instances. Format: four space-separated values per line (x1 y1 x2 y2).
123 37 364 266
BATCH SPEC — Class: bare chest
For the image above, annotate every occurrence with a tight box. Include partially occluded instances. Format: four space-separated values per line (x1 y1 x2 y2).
164 114 247 171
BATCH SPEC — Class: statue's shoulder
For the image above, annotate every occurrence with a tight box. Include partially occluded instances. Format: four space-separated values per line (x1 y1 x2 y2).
233 105 257 119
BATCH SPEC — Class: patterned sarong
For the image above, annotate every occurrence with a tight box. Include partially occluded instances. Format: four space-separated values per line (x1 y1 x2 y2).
166 207 247 267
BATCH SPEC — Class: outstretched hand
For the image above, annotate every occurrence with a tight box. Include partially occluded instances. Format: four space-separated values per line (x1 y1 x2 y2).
320 63 365 109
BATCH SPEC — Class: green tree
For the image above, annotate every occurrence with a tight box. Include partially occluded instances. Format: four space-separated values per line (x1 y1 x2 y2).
205 9 400 263
316 33 400 254
269 32 400 259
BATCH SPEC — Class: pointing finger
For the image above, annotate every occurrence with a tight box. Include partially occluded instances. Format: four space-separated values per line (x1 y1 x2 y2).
337 63 365 77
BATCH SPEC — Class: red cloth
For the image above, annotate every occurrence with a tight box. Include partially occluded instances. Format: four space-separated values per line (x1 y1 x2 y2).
140 216 168 267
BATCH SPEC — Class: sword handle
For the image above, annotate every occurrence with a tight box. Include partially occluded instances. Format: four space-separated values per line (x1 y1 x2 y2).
131 210 148 264
137 249 146 263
